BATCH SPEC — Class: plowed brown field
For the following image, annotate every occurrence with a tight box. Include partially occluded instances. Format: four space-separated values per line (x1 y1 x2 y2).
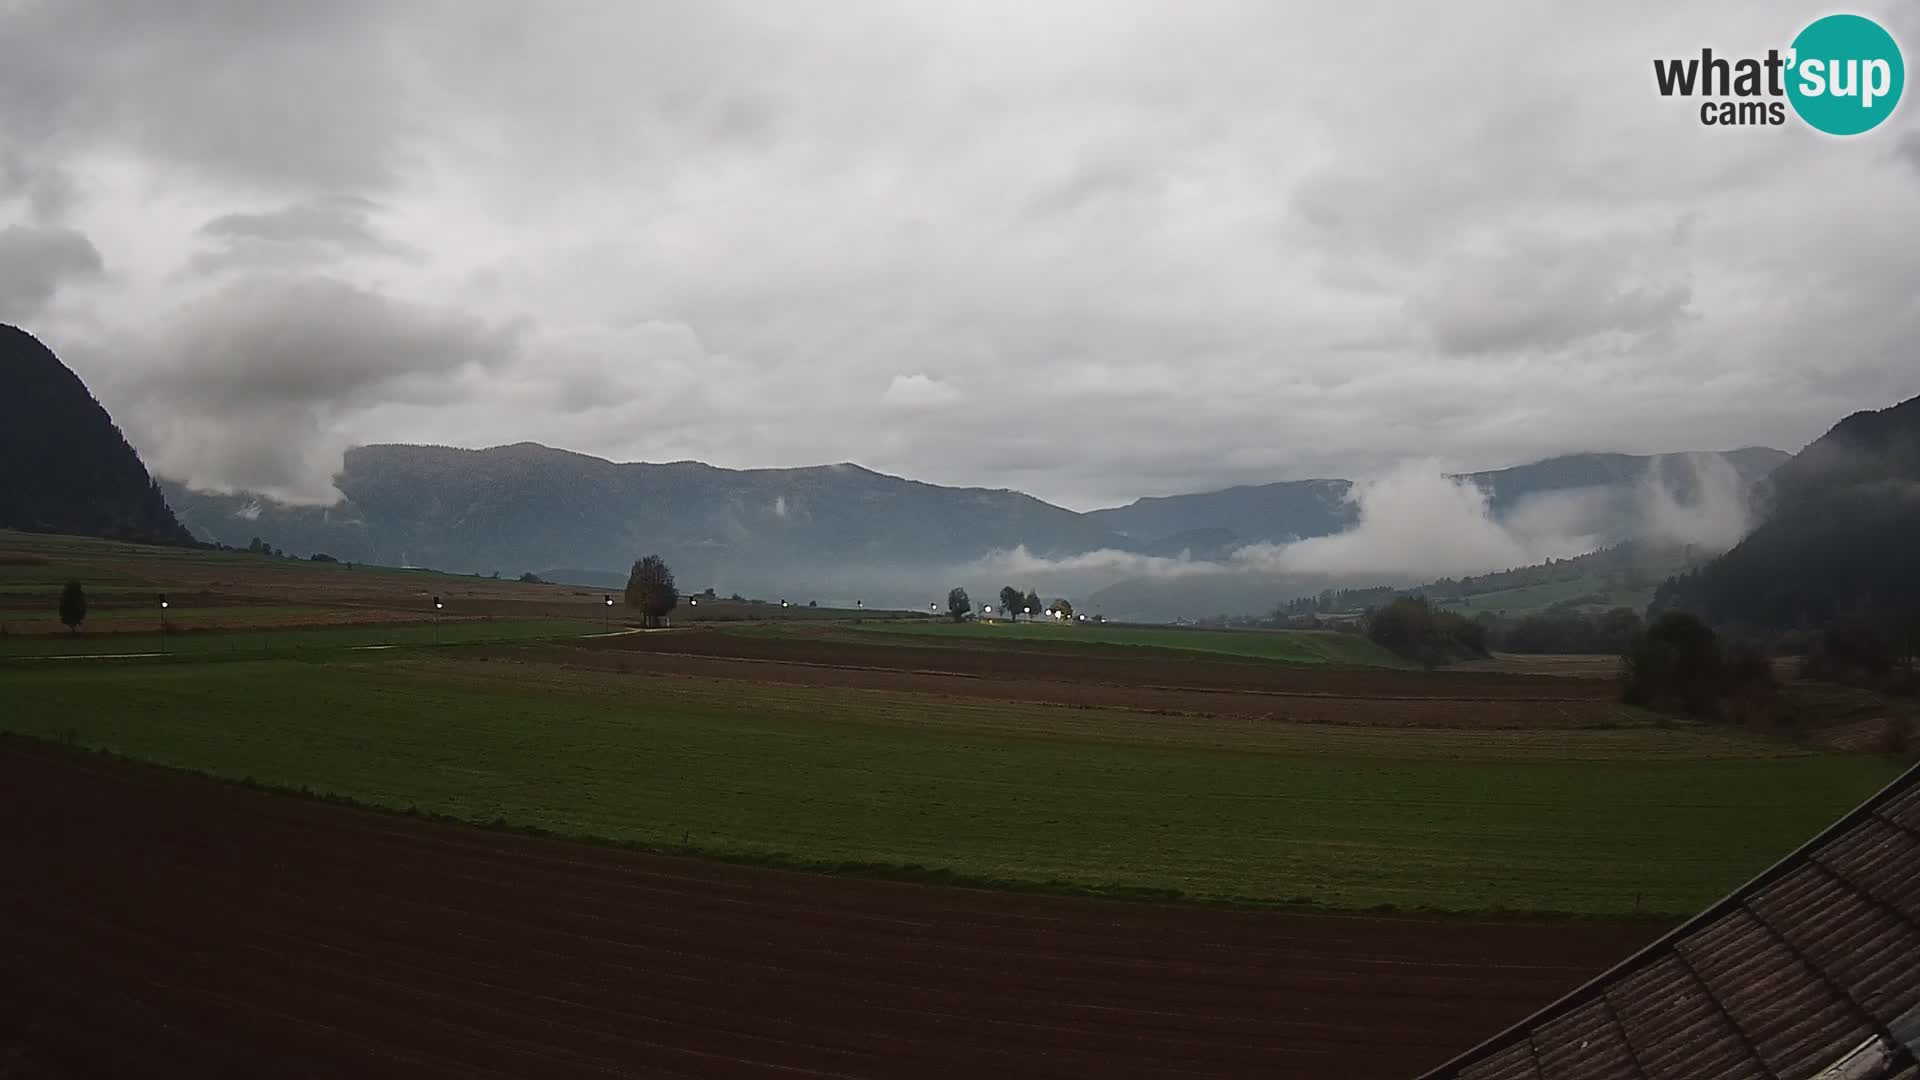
0 740 1662 1079
574 629 1619 698
518 629 1641 731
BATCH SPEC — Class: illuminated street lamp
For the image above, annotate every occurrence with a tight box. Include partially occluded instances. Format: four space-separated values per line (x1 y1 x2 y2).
604 594 613 632
159 593 169 655
689 597 698 607
433 595 443 644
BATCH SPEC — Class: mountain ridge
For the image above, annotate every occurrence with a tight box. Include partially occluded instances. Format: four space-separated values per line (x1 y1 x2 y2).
162 439 1791 617
1652 395 1920 631
0 324 192 546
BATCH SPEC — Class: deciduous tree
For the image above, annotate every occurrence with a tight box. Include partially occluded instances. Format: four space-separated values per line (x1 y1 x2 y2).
58 580 85 634
624 554 679 628
999 586 1022 621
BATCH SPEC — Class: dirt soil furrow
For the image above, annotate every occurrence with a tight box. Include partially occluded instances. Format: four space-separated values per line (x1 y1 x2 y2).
0 740 1662 1079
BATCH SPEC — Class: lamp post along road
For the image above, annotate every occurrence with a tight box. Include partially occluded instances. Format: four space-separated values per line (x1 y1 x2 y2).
433 596 443 644
158 594 169 655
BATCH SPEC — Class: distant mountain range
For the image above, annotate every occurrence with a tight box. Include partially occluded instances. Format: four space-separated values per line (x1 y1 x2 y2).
1084 449 1789 559
0 325 190 545
162 442 1132 598
161 441 1790 617
0 320 1812 618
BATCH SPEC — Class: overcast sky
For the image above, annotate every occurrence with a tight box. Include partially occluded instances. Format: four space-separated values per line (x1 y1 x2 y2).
3 0 1918 509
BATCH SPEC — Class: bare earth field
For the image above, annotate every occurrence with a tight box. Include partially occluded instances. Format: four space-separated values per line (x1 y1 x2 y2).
528 640 1644 730
568 627 1622 700
0 740 1663 1080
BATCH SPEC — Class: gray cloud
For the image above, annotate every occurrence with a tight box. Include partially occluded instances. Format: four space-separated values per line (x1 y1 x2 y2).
191 196 415 273
0 149 73 221
0 0 430 193
0 225 103 320
1408 229 1694 355
6 0 1918 512
1898 133 1920 177
97 275 521 502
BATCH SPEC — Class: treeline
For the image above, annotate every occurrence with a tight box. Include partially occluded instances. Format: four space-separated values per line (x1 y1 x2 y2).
1418 542 1681 602
1266 541 1697 625
1365 597 1487 668
1276 586 1399 616
1480 606 1644 655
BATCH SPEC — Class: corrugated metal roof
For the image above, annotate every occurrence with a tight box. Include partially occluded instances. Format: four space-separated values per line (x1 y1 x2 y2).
1418 763 1920 1080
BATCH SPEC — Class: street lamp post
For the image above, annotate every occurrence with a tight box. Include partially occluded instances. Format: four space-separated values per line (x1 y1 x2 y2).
159 594 169 655
433 595 443 644
604 595 612 633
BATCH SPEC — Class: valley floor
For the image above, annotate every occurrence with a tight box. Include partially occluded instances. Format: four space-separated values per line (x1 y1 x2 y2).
0 739 1661 1080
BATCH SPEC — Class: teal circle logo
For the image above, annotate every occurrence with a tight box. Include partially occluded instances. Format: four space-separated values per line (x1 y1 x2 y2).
1786 14 1904 135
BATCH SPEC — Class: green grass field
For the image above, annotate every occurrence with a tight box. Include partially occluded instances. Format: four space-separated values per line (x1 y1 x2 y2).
0 619 605 657
853 619 1411 667
1435 576 1657 617
3 653 1899 915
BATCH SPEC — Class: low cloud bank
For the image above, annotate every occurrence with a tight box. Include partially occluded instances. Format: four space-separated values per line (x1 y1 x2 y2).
962 453 1759 604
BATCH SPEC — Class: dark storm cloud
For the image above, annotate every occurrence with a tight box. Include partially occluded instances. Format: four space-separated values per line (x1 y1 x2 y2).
0 225 103 319
95 275 522 502
5 0 1919 511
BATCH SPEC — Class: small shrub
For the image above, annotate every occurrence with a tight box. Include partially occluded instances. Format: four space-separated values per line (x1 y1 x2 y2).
1877 715 1915 756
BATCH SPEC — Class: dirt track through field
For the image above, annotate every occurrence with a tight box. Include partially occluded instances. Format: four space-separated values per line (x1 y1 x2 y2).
0 741 1662 1079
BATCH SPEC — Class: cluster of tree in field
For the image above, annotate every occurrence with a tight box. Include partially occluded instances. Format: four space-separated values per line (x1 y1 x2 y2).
1608 612 1913 754
943 585 1082 623
1795 615 1920 696
1364 597 1488 668
1620 612 1774 719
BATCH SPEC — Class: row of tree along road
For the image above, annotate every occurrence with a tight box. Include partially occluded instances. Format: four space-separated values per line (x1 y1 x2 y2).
944 586 1086 624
